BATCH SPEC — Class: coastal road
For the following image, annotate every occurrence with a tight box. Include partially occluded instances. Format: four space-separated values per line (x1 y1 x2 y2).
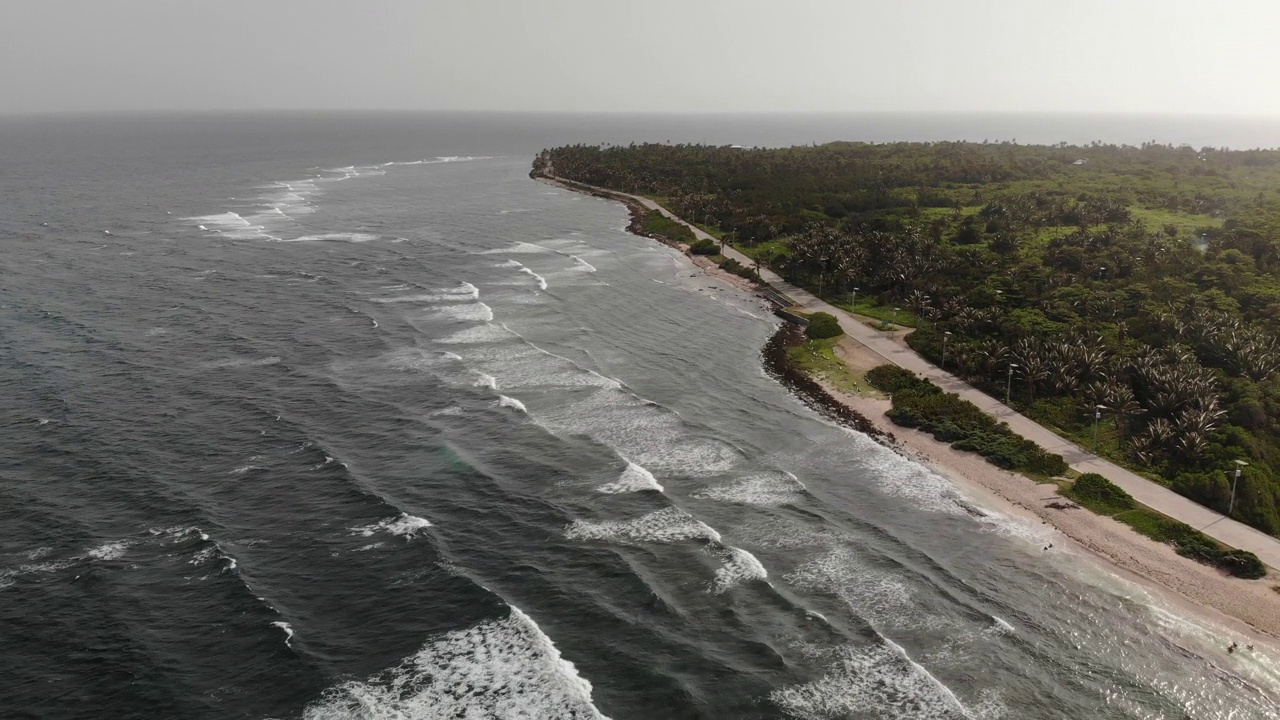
551 175 1280 570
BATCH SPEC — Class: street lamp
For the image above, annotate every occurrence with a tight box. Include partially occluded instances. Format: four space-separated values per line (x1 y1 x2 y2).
942 331 953 369
850 287 859 309
1229 459 1250 516
1006 363 1018 405
1093 404 1107 453
892 307 900 328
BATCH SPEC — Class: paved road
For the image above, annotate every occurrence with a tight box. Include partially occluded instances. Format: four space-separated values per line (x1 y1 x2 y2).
556 175 1280 569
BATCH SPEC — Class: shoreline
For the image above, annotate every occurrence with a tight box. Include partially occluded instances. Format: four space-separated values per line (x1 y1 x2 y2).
539 172 1280 650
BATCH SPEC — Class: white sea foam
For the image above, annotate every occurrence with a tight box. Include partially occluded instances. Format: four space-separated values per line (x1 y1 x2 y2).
436 324 510 344
273 621 295 648
565 507 721 545
538 390 739 476
786 548 937 630
35 418 51 426
429 406 464 417
301 605 607 720
24 547 52 560
383 348 460 372
771 642 971 720
710 547 768 594
495 259 524 268
693 471 806 507
351 513 433 540
480 241 551 255
284 233 380 243
991 616 1015 635
570 255 597 272
474 373 498 389
86 541 129 561
376 282 480 302
597 462 663 494
497 395 527 413
230 465 268 475
434 302 494 322
520 267 549 290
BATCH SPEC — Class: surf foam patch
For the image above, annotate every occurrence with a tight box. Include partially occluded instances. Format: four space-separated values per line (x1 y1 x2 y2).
710 546 768 594
597 462 663 494
771 641 972 720
693 471 806 507
301 606 609 720
350 513 433 540
565 507 721 545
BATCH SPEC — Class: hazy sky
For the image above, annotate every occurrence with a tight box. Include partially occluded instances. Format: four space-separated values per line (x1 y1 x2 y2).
4 0 1279 115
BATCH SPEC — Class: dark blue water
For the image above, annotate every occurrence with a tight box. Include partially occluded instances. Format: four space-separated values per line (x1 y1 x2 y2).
4 113 1280 719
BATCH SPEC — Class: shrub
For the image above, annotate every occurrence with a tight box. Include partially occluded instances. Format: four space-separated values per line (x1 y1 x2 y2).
866 365 930 394
1070 473 1136 515
805 312 843 339
718 258 762 283
690 238 719 255
874 371 1070 479
1112 508 1266 578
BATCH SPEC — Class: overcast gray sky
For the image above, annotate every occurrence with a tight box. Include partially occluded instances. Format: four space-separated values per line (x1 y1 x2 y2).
3 0 1278 115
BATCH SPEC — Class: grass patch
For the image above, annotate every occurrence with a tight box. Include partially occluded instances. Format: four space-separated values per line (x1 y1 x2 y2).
1128 206 1224 238
834 302 919 328
1111 507 1265 579
641 211 695 244
788 338 879 397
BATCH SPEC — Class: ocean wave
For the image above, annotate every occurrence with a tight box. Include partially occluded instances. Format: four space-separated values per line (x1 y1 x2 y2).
300 605 607 720
710 546 768 594
693 470 807 507
520 267 549 290
597 461 663 494
436 324 511 344
565 507 721 545
350 513 433 540
282 233 380 243
480 241 551 255
570 255 597 272
86 541 130 561
770 641 972 720
273 620 295 649
434 302 494 323
474 373 497 390
497 395 527 413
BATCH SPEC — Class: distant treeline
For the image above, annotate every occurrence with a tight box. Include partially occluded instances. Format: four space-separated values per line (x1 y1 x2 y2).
538 140 1280 538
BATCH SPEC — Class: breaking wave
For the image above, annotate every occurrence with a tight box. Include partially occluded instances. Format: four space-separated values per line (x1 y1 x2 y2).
301 606 609 720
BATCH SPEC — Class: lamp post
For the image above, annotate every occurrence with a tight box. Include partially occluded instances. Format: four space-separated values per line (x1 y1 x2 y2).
942 331 952 369
892 307 900 328
1230 459 1250 516
1093 404 1107 453
850 287 859 309
1006 363 1018 405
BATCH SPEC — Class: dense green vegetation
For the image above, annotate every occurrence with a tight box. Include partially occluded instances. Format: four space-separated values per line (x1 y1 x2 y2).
805 312 842 339
866 366 1068 476
539 141 1280 539
1068 472 1136 515
640 210 695 244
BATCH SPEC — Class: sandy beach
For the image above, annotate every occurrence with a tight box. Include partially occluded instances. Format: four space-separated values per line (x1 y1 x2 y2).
820 345 1280 647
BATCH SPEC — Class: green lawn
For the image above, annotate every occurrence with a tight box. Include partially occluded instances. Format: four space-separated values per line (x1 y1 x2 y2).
786 337 881 397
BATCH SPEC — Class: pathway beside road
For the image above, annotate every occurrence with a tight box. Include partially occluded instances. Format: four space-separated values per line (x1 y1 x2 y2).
554 174 1280 569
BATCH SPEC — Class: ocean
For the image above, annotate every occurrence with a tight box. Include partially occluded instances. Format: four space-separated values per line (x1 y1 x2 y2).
3 112 1280 719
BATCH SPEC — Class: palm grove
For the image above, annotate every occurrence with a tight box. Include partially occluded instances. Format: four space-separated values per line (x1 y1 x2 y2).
536 140 1280 539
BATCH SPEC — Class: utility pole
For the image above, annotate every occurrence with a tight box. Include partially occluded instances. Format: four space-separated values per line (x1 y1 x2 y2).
1230 460 1250 516
1006 364 1018 405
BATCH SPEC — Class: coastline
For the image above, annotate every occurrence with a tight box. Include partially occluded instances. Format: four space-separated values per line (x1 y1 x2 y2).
538 172 1280 648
